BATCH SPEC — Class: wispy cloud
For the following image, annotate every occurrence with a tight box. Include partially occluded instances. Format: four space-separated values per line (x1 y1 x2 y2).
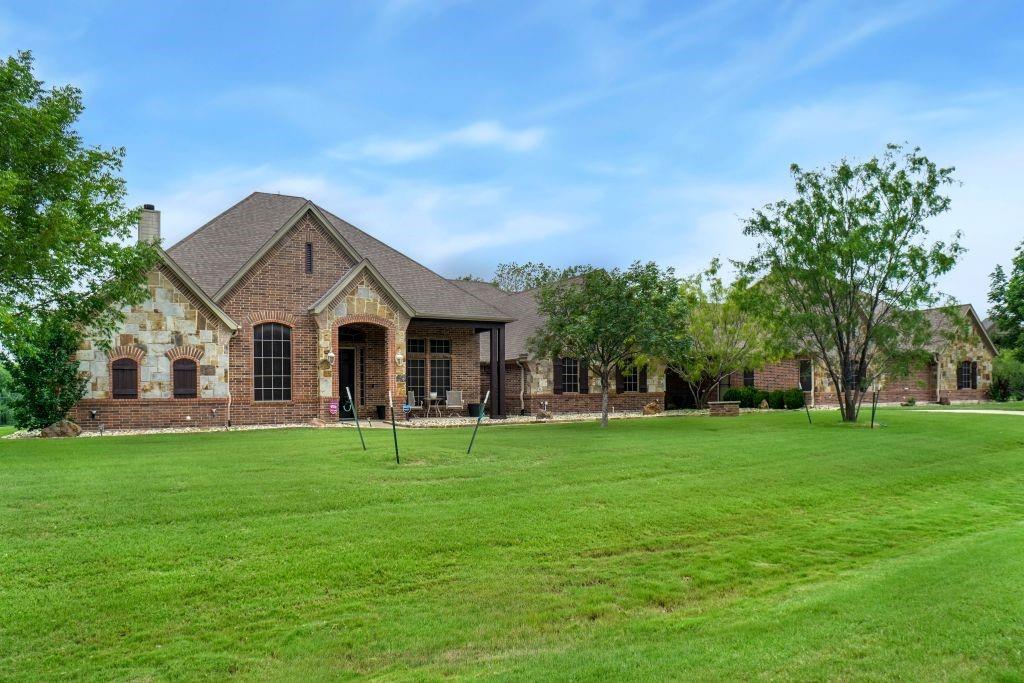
137 164 582 267
330 121 547 163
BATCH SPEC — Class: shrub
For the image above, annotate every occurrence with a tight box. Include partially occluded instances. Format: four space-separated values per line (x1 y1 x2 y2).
2 316 87 430
723 386 768 408
766 390 786 409
782 388 805 409
991 351 1024 401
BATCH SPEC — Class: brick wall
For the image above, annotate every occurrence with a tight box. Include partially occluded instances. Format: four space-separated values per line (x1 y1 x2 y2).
406 322 482 409
75 398 230 430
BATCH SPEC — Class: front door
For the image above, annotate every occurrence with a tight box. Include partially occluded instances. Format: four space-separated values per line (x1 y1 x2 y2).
339 348 356 419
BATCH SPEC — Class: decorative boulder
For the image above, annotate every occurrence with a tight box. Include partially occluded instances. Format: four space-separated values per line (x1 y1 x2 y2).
759 399 770 409
40 420 82 438
642 402 662 415
535 410 553 421
308 418 326 428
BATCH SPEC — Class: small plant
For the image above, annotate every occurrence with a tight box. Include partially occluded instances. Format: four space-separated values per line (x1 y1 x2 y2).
906 397 917 406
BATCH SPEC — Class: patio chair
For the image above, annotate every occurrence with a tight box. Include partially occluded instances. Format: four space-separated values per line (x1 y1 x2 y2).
444 390 464 416
406 390 424 418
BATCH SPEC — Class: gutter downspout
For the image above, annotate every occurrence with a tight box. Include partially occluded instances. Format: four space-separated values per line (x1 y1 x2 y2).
517 357 528 415
226 328 238 428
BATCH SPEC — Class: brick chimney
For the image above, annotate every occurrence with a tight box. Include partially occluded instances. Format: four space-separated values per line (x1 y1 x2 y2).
138 204 161 244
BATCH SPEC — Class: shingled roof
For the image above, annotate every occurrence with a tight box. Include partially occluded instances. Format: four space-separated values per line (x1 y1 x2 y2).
166 192 511 322
449 280 545 360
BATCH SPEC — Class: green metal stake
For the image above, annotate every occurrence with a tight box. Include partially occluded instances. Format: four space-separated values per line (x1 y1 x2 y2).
388 391 400 464
467 390 490 455
345 387 366 450
804 402 813 426
870 390 879 429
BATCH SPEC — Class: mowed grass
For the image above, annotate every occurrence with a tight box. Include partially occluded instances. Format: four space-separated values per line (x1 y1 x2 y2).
3 412 1024 680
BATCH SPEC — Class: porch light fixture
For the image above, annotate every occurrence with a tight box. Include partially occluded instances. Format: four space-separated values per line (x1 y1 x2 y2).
395 350 404 366
326 351 336 367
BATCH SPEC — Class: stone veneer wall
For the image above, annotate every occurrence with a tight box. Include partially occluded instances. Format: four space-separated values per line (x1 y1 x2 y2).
75 265 234 430
314 273 411 419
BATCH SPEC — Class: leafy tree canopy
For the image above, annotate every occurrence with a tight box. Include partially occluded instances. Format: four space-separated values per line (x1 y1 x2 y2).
491 261 592 292
659 259 785 408
528 261 677 427
988 240 1024 355
0 50 158 341
741 143 963 422
1 314 87 430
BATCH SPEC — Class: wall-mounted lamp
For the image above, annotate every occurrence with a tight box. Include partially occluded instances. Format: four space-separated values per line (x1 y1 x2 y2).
395 350 404 365
326 351 336 367
89 409 98 421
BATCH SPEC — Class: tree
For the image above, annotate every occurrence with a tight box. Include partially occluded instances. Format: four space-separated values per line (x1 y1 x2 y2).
528 262 677 427
0 50 158 339
741 144 963 422
659 259 784 408
2 315 87 430
0 363 13 425
491 261 591 292
988 240 1024 355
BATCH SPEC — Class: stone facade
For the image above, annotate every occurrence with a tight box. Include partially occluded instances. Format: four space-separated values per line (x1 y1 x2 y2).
73 209 494 429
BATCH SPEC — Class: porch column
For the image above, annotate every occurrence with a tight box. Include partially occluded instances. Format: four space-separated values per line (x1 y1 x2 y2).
489 324 506 418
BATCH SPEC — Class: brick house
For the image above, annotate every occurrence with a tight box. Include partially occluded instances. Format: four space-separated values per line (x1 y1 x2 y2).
453 281 666 415
74 193 513 430
73 192 998 429
666 304 997 408
461 278 996 412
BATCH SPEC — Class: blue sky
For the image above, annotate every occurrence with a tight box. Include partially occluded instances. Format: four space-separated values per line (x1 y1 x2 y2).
2 1 1022 314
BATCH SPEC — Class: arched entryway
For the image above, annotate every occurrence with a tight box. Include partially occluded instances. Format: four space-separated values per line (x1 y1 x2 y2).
336 321 392 420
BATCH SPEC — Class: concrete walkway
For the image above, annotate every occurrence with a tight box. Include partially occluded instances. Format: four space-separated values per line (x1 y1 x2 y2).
914 409 1024 416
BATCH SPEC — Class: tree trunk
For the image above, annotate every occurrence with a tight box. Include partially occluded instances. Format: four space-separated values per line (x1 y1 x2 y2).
600 374 610 428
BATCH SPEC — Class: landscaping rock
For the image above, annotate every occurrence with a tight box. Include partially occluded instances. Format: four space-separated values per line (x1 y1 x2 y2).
40 420 82 438
759 399 770 409
642 402 662 415
309 418 326 428
535 410 553 421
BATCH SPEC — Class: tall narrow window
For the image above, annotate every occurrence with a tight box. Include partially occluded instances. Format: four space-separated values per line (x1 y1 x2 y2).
957 360 978 390
304 242 313 274
407 358 425 402
111 358 138 399
561 358 580 393
430 358 452 396
799 360 813 392
253 323 291 401
743 368 755 387
621 364 640 392
172 359 198 398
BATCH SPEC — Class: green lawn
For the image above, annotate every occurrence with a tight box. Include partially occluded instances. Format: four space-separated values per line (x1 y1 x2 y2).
900 400 1024 411
3 412 1024 680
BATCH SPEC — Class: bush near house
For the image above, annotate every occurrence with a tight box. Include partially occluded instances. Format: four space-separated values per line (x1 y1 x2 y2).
723 386 805 409
990 351 1024 402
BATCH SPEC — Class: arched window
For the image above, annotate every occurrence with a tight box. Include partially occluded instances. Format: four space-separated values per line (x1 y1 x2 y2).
254 323 291 401
173 359 198 398
111 358 138 399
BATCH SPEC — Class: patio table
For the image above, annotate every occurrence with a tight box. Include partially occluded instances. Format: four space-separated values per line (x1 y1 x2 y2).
424 397 444 417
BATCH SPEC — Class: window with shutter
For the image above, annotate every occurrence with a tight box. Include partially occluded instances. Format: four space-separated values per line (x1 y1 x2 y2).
957 360 973 390
743 368 755 387
619 363 639 392
111 358 138 399
173 359 197 398
971 361 978 390
639 365 648 393
561 358 580 393
553 358 563 394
